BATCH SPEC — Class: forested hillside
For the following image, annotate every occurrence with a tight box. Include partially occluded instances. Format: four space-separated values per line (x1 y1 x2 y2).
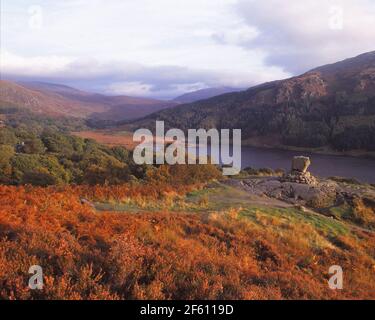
0 104 220 186
129 52 375 152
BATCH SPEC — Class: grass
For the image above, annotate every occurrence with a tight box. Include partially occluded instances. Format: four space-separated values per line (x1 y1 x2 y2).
186 182 263 210
72 130 137 150
94 181 351 237
240 206 350 236
328 205 353 220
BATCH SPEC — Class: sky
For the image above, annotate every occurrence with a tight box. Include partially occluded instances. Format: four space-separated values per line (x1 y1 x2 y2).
1 0 375 99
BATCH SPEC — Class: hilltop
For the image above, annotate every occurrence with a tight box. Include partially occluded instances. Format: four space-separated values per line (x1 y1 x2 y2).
173 86 244 104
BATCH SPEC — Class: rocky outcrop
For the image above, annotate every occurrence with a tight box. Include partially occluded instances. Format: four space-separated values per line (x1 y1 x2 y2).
226 156 375 214
275 72 327 104
224 156 375 227
355 68 375 92
238 177 337 208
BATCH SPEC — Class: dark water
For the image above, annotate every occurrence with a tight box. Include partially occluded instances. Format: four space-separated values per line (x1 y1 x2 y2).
238 146 375 183
189 144 375 183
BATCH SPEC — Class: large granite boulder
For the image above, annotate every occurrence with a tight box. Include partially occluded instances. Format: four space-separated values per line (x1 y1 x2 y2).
291 156 311 173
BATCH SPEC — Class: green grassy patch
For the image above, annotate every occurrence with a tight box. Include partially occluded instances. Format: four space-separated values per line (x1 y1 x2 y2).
239 205 350 236
93 181 351 236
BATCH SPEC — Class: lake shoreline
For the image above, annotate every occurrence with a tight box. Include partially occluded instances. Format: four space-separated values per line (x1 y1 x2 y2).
74 129 375 160
241 140 375 160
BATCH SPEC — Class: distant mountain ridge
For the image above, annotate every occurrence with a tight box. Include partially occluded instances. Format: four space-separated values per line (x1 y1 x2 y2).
0 80 177 121
129 51 375 152
173 87 244 103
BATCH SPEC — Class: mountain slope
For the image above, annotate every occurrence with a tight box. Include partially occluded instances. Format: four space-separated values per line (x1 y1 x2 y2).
0 80 177 121
173 87 244 103
129 51 375 151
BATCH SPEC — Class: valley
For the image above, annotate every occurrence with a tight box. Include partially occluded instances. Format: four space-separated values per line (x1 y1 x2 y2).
1 51 374 301
0 80 177 121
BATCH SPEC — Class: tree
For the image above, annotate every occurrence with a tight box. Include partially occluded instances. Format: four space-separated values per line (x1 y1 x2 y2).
111 146 131 163
0 128 17 145
22 139 46 154
22 168 58 186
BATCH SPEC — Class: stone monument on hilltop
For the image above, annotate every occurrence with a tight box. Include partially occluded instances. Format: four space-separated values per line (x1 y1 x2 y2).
281 156 318 185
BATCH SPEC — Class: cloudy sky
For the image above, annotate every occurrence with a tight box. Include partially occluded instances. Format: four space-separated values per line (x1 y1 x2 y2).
1 0 374 99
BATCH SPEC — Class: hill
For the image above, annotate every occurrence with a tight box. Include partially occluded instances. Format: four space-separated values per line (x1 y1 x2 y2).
173 86 244 103
129 51 375 152
0 80 177 121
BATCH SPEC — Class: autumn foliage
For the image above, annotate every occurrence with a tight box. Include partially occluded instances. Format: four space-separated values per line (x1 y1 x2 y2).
1 183 375 300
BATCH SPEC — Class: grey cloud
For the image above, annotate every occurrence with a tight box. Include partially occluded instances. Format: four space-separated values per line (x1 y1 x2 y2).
3 59 238 99
233 0 375 74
